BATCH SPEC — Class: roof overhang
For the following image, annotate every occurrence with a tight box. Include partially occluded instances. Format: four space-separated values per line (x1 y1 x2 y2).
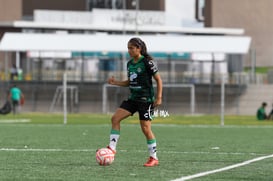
0 33 251 54
0 20 245 35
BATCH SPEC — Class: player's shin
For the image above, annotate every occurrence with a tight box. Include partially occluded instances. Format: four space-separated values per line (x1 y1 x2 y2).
147 139 157 159
109 129 120 152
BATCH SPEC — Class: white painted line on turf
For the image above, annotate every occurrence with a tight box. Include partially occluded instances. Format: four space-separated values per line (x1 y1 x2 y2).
0 148 95 152
0 148 265 157
152 124 273 128
171 154 273 181
121 149 265 156
0 119 31 123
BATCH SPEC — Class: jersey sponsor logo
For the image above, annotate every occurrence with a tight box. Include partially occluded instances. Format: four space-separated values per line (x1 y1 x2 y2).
144 113 149 119
129 85 141 89
153 109 170 117
143 104 153 120
129 72 137 81
140 97 147 101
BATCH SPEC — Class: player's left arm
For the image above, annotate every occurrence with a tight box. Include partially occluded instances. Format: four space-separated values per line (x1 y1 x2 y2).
153 73 162 107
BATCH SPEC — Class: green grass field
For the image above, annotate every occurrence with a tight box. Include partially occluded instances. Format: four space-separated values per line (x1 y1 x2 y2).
0 113 273 181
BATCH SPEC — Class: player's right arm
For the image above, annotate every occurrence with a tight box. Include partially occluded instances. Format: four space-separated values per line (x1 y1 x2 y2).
108 76 129 87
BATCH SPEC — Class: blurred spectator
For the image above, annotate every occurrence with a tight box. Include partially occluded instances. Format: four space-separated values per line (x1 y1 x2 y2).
10 64 18 80
267 103 273 120
8 85 24 114
0 89 11 115
0 100 11 115
256 102 267 120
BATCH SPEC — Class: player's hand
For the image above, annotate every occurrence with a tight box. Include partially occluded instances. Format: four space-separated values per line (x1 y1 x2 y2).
153 97 162 107
20 97 25 105
108 76 115 85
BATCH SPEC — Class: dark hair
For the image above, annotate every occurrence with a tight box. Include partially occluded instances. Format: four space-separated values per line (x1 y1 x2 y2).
128 37 153 60
262 102 267 107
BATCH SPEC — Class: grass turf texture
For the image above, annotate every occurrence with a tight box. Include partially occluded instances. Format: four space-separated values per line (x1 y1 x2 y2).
0 113 273 180
1 113 273 125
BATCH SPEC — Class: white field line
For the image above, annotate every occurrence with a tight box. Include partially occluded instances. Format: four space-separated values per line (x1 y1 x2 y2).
171 154 273 181
1 123 273 129
0 119 31 123
1 147 271 181
0 148 266 157
152 124 273 128
0 148 94 152
126 149 265 156
1 148 272 181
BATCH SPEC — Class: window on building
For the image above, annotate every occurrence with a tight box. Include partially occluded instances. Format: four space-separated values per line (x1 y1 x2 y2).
195 0 205 22
87 0 124 10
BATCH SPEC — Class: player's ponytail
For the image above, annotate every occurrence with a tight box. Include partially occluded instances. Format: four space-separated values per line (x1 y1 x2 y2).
128 37 153 60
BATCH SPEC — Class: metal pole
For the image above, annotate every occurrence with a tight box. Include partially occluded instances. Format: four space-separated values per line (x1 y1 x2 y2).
191 85 195 115
167 54 171 83
102 84 106 113
122 0 127 35
63 72 67 125
134 0 139 35
4 52 9 81
220 74 225 126
251 49 256 83
208 54 216 113
112 0 116 9
120 0 128 79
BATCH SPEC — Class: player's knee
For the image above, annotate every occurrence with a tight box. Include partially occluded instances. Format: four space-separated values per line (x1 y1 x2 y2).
141 124 150 135
111 115 120 124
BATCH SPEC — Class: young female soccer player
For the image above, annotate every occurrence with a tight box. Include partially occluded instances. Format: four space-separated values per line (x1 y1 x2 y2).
106 37 163 167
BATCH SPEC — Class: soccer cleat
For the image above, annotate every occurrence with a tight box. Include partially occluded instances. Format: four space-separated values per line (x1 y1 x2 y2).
143 157 159 167
107 146 116 155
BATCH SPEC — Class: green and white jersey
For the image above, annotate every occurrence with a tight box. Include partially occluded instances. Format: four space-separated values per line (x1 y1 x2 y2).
127 56 158 103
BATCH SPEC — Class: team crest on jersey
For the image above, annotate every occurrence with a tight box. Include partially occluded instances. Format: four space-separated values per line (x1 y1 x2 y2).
137 67 142 72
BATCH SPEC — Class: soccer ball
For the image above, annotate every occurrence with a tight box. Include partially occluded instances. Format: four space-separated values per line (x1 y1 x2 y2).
96 148 115 166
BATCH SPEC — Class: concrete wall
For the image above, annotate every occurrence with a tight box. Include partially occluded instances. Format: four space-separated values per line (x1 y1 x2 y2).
205 0 273 67
0 0 22 21
0 0 165 20
22 0 87 17
22 0 165 17
0 81 246 115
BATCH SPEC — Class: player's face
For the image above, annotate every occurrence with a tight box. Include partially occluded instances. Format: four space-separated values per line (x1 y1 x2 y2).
127 43 141 59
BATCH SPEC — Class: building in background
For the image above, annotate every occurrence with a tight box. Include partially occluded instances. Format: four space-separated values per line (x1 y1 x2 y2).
0 0 165 38
0 0 255 115
205 0 273 67
0 0 165 80
0 0 250 84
